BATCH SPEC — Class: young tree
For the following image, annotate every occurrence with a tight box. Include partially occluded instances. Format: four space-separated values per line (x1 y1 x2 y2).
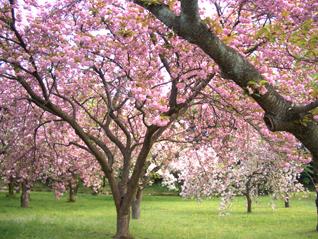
268 161 306 209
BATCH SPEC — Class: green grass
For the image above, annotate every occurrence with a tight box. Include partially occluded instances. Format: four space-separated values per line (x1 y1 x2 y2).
0 192 317 239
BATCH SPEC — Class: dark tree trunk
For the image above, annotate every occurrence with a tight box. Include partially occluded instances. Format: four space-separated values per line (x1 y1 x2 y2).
68 185 76 202
102 176 107 187
315 191 318 232
313 159 318 232
114 210 132 239
246 193 252 213
7 181 15 197
15 183 20 194
284 196 290 208
132 188 143 220
245 180 252 213
20 182 30 208
68 181 77 202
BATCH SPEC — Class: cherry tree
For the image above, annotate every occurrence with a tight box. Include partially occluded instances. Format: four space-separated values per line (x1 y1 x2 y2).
158 102 308 213
39 122 104 202
49 147 104 202
134 0 318 230
0 89 49 207
0 1 216 237
1 0 316 236
0 84 101 205
268 161 306 209
165 136 306 214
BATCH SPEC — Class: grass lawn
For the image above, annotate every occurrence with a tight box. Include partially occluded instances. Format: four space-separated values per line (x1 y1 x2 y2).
0 191 316 239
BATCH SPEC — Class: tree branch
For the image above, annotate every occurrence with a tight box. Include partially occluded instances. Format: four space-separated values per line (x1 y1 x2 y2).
134 1 179 30
181 0 199 22
290 100 318 114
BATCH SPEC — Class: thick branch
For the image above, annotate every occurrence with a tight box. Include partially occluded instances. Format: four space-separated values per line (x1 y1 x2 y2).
120 125 158 213
291 100 318 114
181 0 199 22
134 1 179 29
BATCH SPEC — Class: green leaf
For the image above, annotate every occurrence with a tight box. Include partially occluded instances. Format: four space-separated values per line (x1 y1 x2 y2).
259 80 268 86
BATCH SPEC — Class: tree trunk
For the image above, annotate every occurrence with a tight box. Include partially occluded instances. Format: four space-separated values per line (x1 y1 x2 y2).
313 159 318 232
284 196 290 208
245 181 252 213
114 211 132 239
316 191 318 232
20 182 30 208
246 194 252 213
15 183 20 194
132 188 143 220
68 181 77 202
7 181 15 197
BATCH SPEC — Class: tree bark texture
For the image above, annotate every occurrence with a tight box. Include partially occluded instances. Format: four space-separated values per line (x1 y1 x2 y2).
68 182 77 202
245 193 252 213
284 197 290 208
7 181 15 197
132 188 143 219
315 191 318 232
312 158 318 232
20 182 30 208
114 211 132 239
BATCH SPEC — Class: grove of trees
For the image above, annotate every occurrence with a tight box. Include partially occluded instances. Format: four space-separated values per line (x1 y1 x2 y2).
0 0 317 238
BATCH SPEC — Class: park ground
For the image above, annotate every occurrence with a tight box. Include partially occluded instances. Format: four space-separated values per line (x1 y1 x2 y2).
0 190 317 239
